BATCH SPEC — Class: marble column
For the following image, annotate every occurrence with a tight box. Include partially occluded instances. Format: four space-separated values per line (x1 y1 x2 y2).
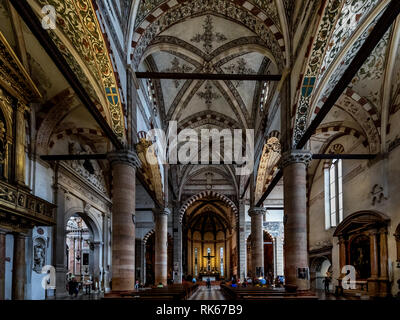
154 208 170 286
282 150 312 291
249 207 265 277
107 150 140 292
52 180 68 298
172 204 182 284
93 241 102 290
0 230 5 300
238 200 247 279
12 234 26 300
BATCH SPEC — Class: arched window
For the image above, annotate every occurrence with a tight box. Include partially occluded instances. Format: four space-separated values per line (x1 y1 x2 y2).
324 159 343 229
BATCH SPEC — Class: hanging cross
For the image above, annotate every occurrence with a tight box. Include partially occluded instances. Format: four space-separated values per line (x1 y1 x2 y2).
203 251 215 272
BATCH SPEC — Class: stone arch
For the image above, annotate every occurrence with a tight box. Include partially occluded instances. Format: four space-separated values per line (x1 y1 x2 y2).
179 190 238 223
143 229 155 245
255 135 281 202
266 130 281 141
131 1 285 68
64 206 102 243
312 89 381 130
333 210 390 238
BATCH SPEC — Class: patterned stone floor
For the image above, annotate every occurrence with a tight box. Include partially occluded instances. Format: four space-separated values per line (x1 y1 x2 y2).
189 285 226 300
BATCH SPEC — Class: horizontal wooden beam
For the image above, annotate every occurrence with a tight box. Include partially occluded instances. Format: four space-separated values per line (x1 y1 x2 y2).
41 154 107 161
256 170 283 207
10 0 123 150
40 154 163 208
312 154 377 160
256 1 400 205
295 0 400 149
136 72 282 81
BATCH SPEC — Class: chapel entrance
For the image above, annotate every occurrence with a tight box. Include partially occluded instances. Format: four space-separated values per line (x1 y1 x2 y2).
65 215 95 284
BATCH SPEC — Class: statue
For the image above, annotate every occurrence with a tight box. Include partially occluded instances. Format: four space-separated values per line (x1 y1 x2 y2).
33 238 46 273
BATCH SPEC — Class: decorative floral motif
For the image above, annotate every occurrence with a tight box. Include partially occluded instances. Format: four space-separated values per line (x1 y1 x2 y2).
293 0 341 146
197 81 221 109
318 0 380 84
223 58 256 88
34 0 125 138
132 0 284 70
190 15 227 54
162 57 193 88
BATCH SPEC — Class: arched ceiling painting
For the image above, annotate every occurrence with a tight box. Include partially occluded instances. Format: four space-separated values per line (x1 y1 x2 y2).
28 0 126 139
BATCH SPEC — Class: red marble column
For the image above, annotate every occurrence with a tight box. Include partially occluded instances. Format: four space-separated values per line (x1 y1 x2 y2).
154 208 170 286
282 150 312 291
0 230 5 300
108 151 140 292
12 234 26 300
249 207 265 277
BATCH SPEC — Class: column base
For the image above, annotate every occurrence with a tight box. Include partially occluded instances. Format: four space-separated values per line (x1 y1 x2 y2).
285 284 298 293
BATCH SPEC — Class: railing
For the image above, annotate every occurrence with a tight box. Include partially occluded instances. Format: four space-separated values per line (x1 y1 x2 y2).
0 180 56 225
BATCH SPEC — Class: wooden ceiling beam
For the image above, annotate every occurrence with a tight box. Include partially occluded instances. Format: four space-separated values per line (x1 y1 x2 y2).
136 72 282 81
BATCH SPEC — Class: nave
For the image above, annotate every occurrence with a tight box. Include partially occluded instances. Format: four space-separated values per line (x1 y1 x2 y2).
0 0 400 302
189 286 226 301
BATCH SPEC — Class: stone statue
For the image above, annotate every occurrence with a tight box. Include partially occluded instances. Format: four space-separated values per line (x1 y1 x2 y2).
33 238 46 273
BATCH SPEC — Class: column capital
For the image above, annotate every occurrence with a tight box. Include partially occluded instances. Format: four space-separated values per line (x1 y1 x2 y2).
152 207 171 216
248 207 265 217
107 150 141 169
281 150 312 168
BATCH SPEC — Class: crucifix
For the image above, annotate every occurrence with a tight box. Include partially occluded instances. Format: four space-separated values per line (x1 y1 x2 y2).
203 249 215 272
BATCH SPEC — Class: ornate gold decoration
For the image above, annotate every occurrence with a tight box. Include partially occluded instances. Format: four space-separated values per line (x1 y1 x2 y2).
0 31 41 103
135 137 164 204
31 0 125 139
0 179 56 225
255 137 281 202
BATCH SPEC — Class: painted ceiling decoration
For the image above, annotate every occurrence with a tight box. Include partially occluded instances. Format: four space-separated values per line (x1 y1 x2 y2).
161 57 193 88
293 0 386 146
196 81 221 109
255 136 281 203
0 31 41 103
131 0 285 69
223 57 256 88
190 15 227 54
136 136 164 204
29 0 126 139
179 190 238 223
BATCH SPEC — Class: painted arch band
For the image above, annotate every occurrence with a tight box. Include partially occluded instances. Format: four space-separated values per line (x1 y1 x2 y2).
144 121 255 175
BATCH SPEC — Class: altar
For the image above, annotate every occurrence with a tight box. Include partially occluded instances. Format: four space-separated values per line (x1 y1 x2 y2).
202 276 216 281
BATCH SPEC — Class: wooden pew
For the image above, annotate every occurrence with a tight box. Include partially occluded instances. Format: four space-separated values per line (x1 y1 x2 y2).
220 284 318 300
104 283 199 300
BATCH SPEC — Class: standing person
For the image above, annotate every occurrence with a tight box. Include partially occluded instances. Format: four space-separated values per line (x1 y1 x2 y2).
135 280 139 291
67 277 75 297
323 275 331 293
206 277 211 289
73 278 79 297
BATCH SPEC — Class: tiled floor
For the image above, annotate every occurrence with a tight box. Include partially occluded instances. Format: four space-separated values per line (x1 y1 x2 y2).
189 285 226 300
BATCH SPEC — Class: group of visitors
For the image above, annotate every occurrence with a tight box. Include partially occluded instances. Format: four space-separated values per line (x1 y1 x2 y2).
228 274 285 288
